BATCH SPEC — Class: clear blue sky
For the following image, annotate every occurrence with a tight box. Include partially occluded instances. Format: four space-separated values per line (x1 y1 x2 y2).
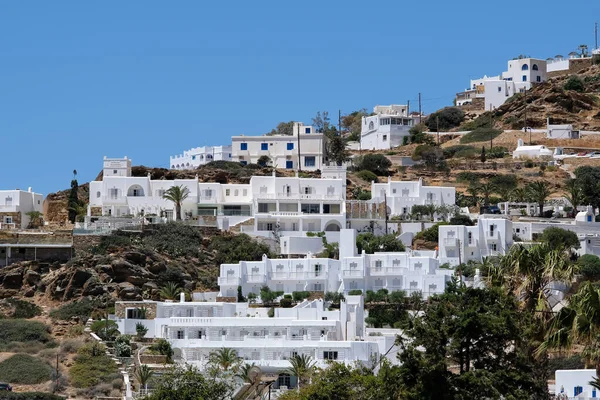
1 1 599 195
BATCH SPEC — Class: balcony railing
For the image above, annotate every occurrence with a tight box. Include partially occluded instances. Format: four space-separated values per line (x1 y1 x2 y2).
218 276 241 285
271 271 306 280
342 269 363 277
247 274 267 283
198 196 216 202
255 193 342 201
369 267 407 276
443 238 458 247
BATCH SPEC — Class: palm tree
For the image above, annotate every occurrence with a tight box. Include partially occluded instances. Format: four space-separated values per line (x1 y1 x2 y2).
285 354 316 391
68 202 88 223
159 282 181 300
510 187 527 203
466 185 481 208
477 182 496 206
162 185 190 221
208 347 241 372
527 181 554 217
541 281 600 376
134 364 154 392
564 179 584 216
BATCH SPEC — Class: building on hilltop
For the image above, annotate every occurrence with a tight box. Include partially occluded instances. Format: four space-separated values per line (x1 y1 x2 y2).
455 58 547 111
170 145 232 170
360 104 416 150
218 229 451 298
0 188 43 230
231 122 324 170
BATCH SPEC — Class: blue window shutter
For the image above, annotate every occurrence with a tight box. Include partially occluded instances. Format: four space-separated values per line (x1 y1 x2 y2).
286 161 293 169
305 127 310 134
287 143 294 150
240 143 247 150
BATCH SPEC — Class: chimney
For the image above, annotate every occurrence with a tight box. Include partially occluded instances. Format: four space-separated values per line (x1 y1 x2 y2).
28 187 32 192
180 292 185 303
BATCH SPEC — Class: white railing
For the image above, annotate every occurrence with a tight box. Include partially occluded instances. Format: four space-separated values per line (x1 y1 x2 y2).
271 272 305 279
247 274 266 283
342 269 363 277
443 238 458 247
198 196 216 202
218 276 241 285
255 193 342 201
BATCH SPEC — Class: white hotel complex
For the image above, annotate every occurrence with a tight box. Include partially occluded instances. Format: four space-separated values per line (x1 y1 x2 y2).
0 188 43 229
218 229 451 298
170 145 232 170
360 105 416 150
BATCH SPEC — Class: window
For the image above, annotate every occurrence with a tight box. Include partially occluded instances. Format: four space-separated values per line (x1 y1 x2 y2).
240 143 248 150
287 143 294 150
522 75 527 81
304 187 312 195
323 351 338 360
382 135 387 141
305 127 311 134
490 243 497 252
368 121 374 130
301 204 320 214
304 156 316 167
375 260 382 270
176 330 184 339
522 64 529 71
261 143 268 150
322 317 328 320
192 155 196 160
532 64 539 71
392 189 396 194
286 160 293 169
226 189 230 196
234 189 239 196
489 225 495 237
468 232 472 244
96 191 101 198
278 374 291 388
536 76 541 82
240 161 248 166
498 86 502 92
266 223 273 231
258 203 269 213
323 204 330 214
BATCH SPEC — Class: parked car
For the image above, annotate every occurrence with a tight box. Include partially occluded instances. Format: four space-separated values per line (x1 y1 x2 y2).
480 205 501 215
0 382 12 391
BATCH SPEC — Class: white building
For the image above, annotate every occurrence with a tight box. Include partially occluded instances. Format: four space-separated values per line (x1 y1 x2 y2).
555 369 598 398
170 145 232 170
547 118 577 139
114 294 379 385
231 122 324 170
89 157 347 240
360 105 415 150
370 177 456 218
0 188 43 229
456 58 548 110
219 229 451 298
438 215 514 266
512 139 553 159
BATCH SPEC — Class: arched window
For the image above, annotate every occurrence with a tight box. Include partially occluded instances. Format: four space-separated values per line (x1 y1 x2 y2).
521 64 529 71
532 64 539 71
96 191 101 198
368 121 374 130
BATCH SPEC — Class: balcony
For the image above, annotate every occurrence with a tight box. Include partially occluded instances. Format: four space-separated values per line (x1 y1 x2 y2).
257 211 302 217
443 238 458 247
486 231 498 240
305 272 325 280
101 196 127 204
342 269 364 278
198 196 216 203
246 274 267 284
218 276 241 286
255 193 342 201
271 271 306 280
370 267 406 276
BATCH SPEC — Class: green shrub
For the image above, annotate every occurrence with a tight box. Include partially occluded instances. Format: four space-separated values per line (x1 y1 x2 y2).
2 298 42 319
414 223 448 243
449 215 474 226
355 154 392 175
70 346 119 388
348 289 363 296
548 354 585 374
454 147 480 159
426 107 465 131
564 75 585 92
460 113 495 131
0 320 53 350
283 294 292 299
443 145 477 159
577 254 600 279
356 190 372 200
280 298 293 308
267 307 275 318
487 146 508 159
90 320 120 340
149 339 173 362
0 354 53 384
209 234 272 266
460 128 502 144
456 172 482 184
356 233 405 253
292 291 311 302
489 174 518 190
540 227 580 250
50 298 97 321
142 223 204 257
356 170 379 183
92 232 132 254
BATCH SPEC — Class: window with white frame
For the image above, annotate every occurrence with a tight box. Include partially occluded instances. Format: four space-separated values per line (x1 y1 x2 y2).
176 330 184 339
226 189 230 196
323 351 338 360
374 260 383 270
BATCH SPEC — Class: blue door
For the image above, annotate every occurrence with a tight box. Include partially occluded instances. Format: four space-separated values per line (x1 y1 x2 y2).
286 161 293 169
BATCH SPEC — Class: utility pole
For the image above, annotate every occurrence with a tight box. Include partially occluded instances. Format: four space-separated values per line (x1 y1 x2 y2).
596 22 598 50
418 93 422 124
338 109 341 135
407 100 410 115
384 193 388 235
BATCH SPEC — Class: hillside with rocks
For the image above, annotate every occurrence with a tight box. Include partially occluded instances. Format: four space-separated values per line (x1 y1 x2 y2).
467 64 600 131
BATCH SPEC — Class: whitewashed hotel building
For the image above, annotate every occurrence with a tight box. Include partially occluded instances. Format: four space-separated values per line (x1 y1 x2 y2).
371 177 456 217
114 294 378 383
231 122 324 170
360 105 416 150
438 215 514 266
170 145 232 170
0 188 44 229
218 229 451 298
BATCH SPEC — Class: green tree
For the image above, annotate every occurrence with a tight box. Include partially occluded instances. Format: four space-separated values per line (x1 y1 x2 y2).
135 323 149 341
159 282 182 301
67 178 80 224
480 146 486 163
162 185 190 221
408 123 433 144
510 187 528 203
574 166 600 210
259 286 282 306
539 227 580 251
341 109 367 138
527 181 553 217
395 284 549 399
267 121 295 136
564 178 584 215
312 111 330 133
426 107 465 131
356 233 405 254
257 155 271 167
25 211 44 228
477 181 496 206
577 254 600 279
285 354 316 391
143 364 233 400
326 131 350 166
135 364 154 392
355 154 392 175
449 214 474 226
564 75 585 92
208 348 241 373
149 339 174 363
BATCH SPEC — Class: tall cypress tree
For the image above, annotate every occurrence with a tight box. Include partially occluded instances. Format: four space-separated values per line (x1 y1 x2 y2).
67 170 79 224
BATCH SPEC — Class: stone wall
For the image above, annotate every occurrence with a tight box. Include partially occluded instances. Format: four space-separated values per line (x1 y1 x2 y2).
115 302 157 319
0 247 72 267
459 97 485 111
72 235 103 253
216 296 236 303
548 58 593 78
0 230 73 245
139 354 167 364
0 212 21 228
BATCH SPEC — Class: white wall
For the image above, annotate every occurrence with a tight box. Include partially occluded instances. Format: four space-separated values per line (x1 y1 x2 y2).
555 369 598 398
170 145 233 170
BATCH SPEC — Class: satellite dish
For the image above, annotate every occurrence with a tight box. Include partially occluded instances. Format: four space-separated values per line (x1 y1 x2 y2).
248 366 262 382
